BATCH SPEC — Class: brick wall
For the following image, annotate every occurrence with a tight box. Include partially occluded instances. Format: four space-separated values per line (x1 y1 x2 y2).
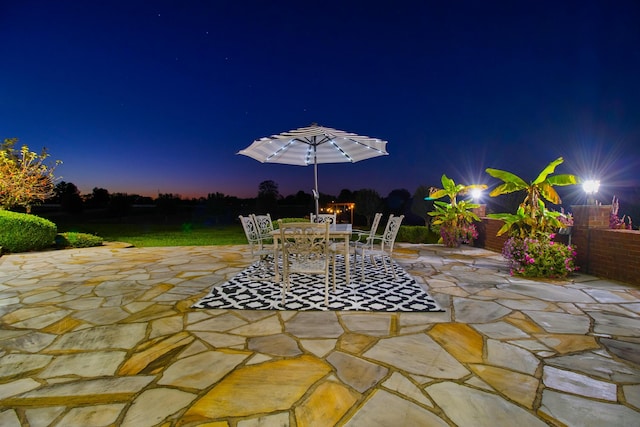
586 229 640 285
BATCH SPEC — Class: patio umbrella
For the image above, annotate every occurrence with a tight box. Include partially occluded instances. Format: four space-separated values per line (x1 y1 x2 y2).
238 124 389 215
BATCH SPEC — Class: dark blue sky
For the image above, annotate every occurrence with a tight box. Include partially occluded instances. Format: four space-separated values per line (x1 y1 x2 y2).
2 1 639 203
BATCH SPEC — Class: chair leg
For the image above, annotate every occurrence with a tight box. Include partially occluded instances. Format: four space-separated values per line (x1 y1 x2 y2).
324 274 329 307
390 257 397 280
281 275 288 308
381 255 388 275
281 258 290 307
332 255 337 292
350 249 356 278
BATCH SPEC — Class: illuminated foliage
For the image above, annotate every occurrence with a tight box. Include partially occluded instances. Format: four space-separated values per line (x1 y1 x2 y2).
0 138 61 213
486 157 579 238
427 174 487 247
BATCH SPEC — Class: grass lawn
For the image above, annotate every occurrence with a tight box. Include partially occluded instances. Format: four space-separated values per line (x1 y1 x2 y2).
51 211 437 248
58 222 247 247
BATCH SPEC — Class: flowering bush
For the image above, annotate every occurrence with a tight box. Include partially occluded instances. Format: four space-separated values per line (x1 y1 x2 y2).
502 234 577 278
440 222 478 247
558 208 573 227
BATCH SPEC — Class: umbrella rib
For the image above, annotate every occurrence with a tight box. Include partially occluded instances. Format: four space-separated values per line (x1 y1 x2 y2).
265 140 296 162
329 140 354 162
346 136 386 153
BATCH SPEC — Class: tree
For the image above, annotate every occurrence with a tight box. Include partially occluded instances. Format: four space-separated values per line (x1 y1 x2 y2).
53 181 83 214
486 157 579 238
206 192 239 220
108 193 135 219
86 187 110 209
258 180 279 199
355 188 382 226
257 180 279 213
386 188 411 216
337 189 354 203
0 138 61 213
156 193 181 219
411 185 433 226
293 190 312 205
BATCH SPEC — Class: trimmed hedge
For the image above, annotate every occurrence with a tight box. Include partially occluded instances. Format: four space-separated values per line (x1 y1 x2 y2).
273 218 308 228
397 225 440 244
273 220 438 244
0 210 57 253
56 232 104 249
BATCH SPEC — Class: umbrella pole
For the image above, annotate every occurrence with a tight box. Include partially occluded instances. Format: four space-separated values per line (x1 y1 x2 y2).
314 155 319 217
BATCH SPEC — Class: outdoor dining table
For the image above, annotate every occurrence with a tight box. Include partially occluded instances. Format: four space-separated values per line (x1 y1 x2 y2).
269 223 353 284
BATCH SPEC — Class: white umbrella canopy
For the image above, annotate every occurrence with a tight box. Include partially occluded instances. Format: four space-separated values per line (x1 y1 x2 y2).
238 124 389 215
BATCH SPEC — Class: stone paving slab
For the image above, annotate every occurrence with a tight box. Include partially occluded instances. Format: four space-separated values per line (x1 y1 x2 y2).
0 243 639 426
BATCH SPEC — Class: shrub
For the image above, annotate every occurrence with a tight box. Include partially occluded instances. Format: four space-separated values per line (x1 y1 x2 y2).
502 234 577 279
56 232 103 249
274 218 308 228
397 225 439 243
0 210 57 253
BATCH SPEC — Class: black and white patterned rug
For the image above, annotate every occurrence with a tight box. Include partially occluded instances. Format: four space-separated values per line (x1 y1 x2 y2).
193 256 443 312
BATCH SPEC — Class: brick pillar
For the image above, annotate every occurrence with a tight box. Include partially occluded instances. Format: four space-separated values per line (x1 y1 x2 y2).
479 218 509 253
571 205 610 273
471 204 486 217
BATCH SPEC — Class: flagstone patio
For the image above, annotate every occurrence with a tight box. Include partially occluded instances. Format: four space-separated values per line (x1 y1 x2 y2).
1 242 639 426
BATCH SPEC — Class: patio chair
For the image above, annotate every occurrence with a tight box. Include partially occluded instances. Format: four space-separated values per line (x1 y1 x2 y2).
355 214 404 280
251 213 274 243
350 212 383 253
239 215 273 274
349 212 383 274
278 220 335 307
310 213 337 224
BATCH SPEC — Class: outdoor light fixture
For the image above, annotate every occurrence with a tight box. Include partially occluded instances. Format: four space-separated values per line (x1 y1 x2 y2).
470 188 483 201
583 179 600 204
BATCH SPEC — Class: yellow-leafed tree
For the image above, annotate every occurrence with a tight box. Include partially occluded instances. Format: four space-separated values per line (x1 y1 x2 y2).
0 138 61 213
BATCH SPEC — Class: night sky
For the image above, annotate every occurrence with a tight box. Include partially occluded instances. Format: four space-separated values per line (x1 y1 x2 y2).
2 1 639 206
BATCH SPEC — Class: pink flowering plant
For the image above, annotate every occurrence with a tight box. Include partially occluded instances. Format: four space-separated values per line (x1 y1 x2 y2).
440 222 479 247
558 208 573 227
610 196 632 230
502 234 577 278
556 208 573 235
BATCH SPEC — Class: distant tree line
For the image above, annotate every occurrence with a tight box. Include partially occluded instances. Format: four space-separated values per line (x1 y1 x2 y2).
28 178 444 226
